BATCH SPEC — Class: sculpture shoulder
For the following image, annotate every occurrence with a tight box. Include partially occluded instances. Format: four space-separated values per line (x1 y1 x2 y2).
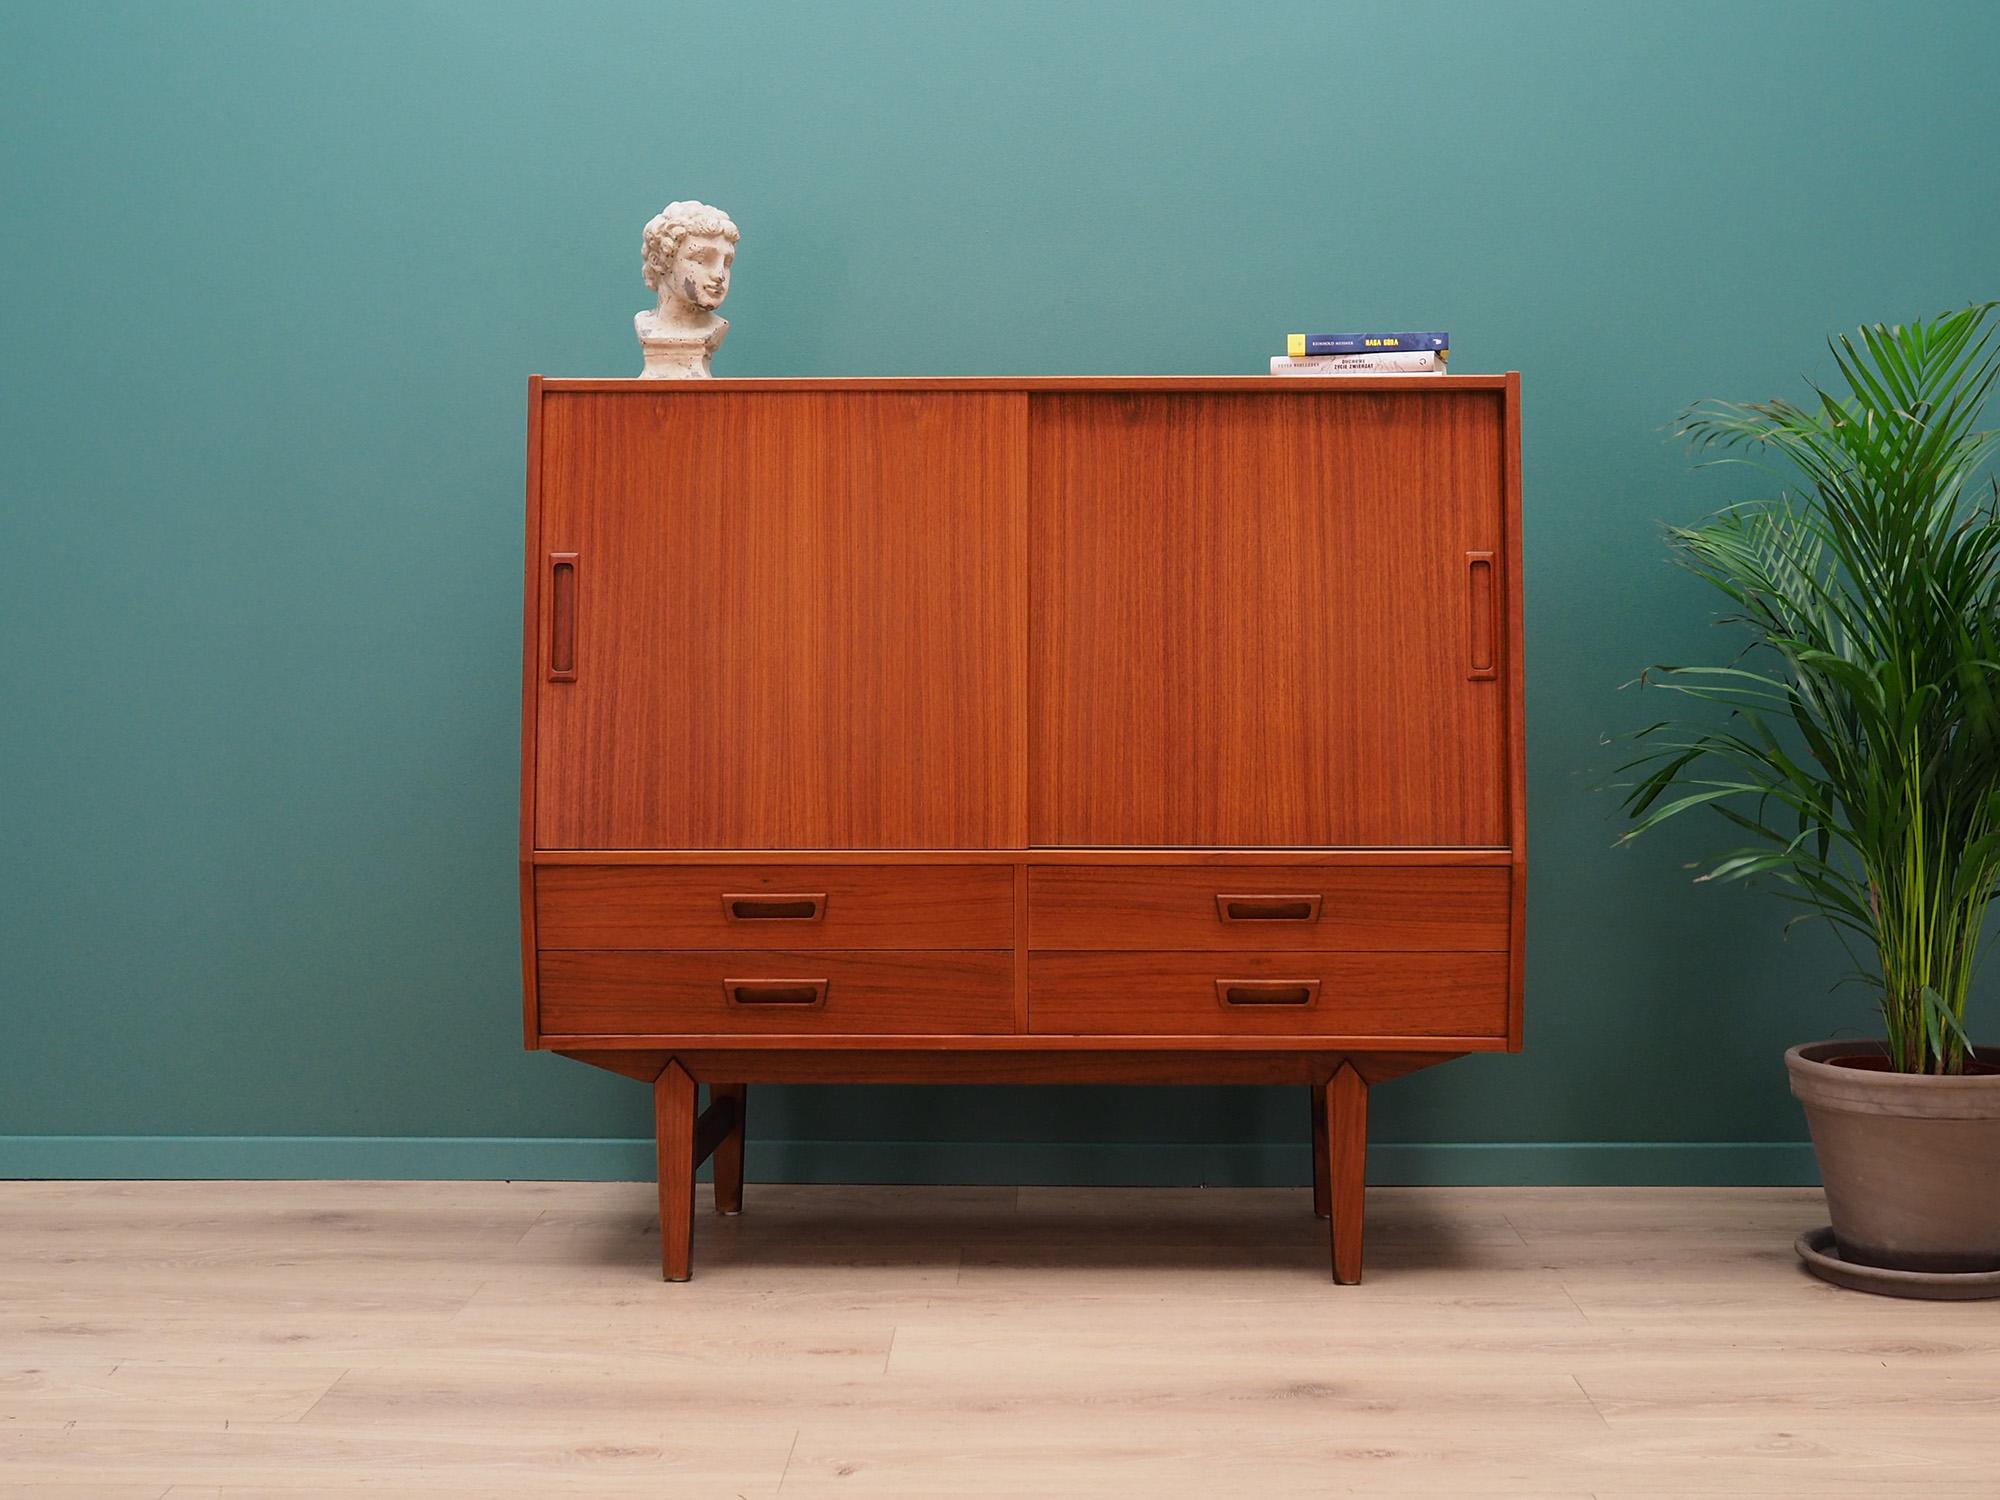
635 309 727 349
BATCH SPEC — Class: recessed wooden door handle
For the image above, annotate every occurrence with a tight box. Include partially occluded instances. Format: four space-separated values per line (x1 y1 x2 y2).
1215 894 1324 923
1466 549 1497 681
723 979 829 1007
1216 979 1321 1007
548 552 578 682
722 893 827 922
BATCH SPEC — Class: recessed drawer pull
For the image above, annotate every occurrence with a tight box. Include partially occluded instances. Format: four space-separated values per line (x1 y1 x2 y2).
1215 893 1324 923
722 893 828 922
1216 979 1321 1007
724 978 829 1007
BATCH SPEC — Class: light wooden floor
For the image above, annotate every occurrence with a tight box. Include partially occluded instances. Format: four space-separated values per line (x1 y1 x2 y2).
1 1182 1996 1497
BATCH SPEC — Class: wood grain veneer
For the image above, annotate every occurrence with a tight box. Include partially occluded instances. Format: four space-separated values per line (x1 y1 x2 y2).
1310 1081 1331 1218
536 864 1014 949
537 949 1016 1036
537 374 1515 393
533 389 1026 850
518 378 546 1047
1502 372 1529 1046
544 1033 1508 1054
1327 1062 1369 1283
520 376 1527 1281
530 847 1515 865
532 1047 1456 1084
653 1060 697 1281
709 1082 746 1215
1028 391 1505 847
1028 865 1510 951
566 1049 1385 1086
1027 951 1508 1038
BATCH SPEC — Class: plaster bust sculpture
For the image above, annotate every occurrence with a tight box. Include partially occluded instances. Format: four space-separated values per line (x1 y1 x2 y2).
635 200 739 379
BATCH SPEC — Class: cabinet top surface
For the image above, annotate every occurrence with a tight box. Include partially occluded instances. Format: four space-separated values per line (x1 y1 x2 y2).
534 374 1517 394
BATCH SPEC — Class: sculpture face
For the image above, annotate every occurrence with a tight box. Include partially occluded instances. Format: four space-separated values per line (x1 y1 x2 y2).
672 234 734 312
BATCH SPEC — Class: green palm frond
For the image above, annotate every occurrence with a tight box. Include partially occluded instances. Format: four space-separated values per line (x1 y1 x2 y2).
1618 303 2000 1074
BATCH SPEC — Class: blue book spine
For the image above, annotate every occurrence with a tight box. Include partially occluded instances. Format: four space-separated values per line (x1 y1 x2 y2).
1295 331 1449 355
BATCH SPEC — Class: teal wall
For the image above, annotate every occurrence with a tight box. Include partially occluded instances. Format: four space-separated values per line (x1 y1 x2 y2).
5 1 1996 1184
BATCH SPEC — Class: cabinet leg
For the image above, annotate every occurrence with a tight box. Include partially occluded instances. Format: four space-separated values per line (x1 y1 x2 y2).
1326 1062 1368 1284
654 1060 697 1282
711 1083 746 1216
1309 1082 1330 1219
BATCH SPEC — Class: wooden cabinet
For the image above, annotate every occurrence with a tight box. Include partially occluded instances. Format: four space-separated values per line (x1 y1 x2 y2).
521 375 1525 1282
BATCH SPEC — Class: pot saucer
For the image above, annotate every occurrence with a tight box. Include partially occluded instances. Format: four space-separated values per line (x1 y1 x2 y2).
1796 1226 2000 1300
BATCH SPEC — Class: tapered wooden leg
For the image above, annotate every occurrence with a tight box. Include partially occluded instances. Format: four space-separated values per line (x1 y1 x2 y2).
1326 1062 1368 1284
654 1059 697 1282
1309 1082 1330 1219
711 1083 746 1215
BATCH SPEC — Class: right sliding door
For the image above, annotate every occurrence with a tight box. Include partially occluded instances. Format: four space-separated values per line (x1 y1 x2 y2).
1029 389 1508 847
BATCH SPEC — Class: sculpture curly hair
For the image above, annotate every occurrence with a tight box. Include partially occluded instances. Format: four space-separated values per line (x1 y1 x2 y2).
642 201 740 291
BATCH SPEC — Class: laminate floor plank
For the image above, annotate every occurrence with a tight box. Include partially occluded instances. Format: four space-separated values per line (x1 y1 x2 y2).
1 1181 1994 1493
0 1421 797 1495
147 1493 781 1500
0 1363 346 1426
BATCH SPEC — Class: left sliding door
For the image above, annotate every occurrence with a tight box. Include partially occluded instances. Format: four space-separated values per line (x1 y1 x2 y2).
532 389 1027 850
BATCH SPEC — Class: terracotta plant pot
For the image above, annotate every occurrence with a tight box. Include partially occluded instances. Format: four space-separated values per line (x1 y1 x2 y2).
1786 1040 2000 1278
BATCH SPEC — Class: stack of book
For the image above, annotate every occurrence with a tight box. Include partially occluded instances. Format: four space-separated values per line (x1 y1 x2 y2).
1270 331 1448 376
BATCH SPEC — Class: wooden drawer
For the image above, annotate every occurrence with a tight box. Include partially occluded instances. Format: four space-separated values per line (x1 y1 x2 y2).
1029 951 1508 1037
535 865 1013 949
539 950 1015 1035
1029 866 1510 951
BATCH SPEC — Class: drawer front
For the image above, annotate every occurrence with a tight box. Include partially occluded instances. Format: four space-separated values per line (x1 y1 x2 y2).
539 950 1015 1035
1029 866 1510 951
536 865 1014 949
1029 951 1508 1037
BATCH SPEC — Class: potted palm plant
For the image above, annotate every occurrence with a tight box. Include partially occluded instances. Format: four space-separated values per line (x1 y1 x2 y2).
1619 303 2000 1298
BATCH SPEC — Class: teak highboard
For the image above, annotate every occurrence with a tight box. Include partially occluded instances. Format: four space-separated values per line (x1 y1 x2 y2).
519 374 1525 1281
